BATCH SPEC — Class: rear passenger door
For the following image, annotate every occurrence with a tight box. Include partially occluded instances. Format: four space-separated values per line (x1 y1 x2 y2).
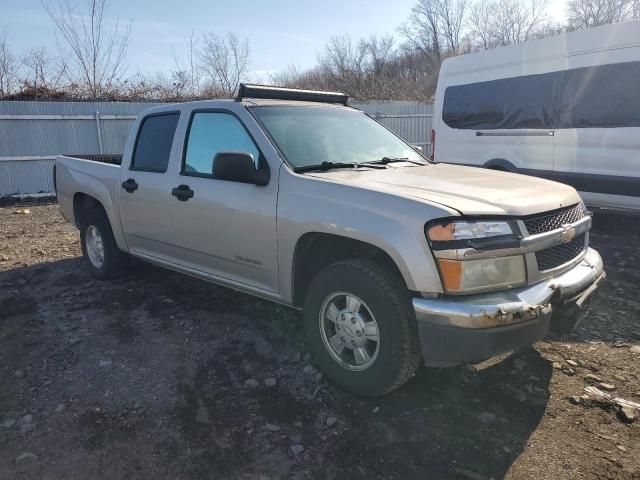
166 110 279 293
119 112 180 259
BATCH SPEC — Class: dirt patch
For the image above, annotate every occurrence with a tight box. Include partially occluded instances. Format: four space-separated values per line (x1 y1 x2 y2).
0 203 639 479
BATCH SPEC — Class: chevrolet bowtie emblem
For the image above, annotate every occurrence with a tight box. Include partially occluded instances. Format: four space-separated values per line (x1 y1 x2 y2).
561 226 576 243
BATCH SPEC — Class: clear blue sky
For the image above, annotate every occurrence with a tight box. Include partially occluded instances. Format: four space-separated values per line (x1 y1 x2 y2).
2 0 424 78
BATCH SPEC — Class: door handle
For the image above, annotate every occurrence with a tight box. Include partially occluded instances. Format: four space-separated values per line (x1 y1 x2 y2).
121 178 138 193
171 184 194 201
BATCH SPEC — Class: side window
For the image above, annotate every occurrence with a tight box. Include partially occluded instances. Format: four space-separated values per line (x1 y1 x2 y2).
558 61 640 129
442 72 559 130
131 113 180 172
442 61 640 131
183 112 261 176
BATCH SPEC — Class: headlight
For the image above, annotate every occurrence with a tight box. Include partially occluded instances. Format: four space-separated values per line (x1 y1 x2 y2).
428 220 513 241
426 219 526 293
437 256 526 293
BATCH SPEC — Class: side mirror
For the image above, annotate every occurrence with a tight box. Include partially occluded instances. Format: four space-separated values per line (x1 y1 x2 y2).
411 145 424 153
212 152 270 186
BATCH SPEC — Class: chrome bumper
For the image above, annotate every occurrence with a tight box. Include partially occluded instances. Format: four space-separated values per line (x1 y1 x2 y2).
413 247 605 329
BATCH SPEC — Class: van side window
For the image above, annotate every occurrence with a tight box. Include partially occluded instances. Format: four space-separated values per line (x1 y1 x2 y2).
183 112 261 176
131 113 180 172
558 61 640 129
442 73 558 130
442 61 640 130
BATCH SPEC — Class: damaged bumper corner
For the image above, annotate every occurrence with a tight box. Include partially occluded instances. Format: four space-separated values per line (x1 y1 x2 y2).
413 248 605 366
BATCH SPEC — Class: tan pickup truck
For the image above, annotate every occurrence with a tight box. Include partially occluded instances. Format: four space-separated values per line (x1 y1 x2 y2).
54 84 605 396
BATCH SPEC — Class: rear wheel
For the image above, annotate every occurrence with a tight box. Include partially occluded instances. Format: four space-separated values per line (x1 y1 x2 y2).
304 260 422 396
79 209 128 279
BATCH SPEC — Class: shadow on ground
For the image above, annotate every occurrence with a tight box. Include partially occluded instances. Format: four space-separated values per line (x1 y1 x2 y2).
0 256 552 480
1 206 638 479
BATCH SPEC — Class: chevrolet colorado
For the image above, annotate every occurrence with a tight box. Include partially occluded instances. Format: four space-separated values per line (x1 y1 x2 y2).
54 84 605 396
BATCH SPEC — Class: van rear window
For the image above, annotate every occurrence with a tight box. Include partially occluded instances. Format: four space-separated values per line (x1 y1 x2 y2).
442 61 640 130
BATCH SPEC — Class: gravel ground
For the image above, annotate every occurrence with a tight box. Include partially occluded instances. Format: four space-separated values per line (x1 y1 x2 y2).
0 201 638 480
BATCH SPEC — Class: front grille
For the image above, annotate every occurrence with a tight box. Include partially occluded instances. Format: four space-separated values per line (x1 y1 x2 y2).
535 233 586 271
523 203 588 235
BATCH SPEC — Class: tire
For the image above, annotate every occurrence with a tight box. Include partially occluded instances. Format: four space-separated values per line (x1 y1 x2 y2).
79 209 128 279
303 260 422 396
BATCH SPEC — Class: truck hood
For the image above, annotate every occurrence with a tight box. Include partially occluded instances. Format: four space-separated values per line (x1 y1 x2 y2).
306 163 582 216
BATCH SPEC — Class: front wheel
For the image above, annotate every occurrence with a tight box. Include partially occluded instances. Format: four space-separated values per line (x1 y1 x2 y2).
304 260 422 396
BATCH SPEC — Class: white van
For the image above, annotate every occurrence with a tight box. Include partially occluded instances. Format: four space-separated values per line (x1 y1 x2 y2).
432 20 640 212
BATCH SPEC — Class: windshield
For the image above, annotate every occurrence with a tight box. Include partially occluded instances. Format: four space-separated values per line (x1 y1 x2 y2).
251 106 425 169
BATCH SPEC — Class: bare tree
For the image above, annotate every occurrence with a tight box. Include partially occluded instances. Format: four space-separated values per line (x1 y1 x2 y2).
467 0 548 47
199 32 250 97
270 65 306 87
42 0 131 97
172 30 201 97
568 0 635 28
21 47 67 91
438 0 469 52
490 0 549 45
269 64 331 92
468 0 496 48
399 0 469 75
400 0 443 68
319 35 369 94
364 34 402 98
123 71 174 100
367 34 396 77
0 33 17 97
170 70 188 98
278 33 434 100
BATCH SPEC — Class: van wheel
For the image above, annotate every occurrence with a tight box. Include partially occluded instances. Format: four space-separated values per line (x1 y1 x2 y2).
304 260 422 396
79 209 127 279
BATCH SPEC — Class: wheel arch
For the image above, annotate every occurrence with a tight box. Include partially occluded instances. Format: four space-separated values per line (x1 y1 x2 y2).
73 192 106 227
291 232 408 307
483 158 517 172
72 192 128 251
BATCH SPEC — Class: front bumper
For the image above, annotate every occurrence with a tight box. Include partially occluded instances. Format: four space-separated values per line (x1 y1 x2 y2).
413 248 605 366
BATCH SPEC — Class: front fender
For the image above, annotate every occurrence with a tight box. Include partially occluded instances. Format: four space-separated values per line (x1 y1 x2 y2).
277 172 457 302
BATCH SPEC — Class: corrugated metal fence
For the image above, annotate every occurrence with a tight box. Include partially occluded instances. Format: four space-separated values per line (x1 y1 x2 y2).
0 100 432 196
353 101 433 153
0 101 161 195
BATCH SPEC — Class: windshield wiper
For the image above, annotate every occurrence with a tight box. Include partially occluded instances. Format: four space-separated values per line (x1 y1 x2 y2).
293 161 386 173
360 156 428 167
293 161 357 173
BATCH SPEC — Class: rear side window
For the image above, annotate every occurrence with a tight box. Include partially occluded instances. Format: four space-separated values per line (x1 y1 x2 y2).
131 113 180 172
183 112 261 176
